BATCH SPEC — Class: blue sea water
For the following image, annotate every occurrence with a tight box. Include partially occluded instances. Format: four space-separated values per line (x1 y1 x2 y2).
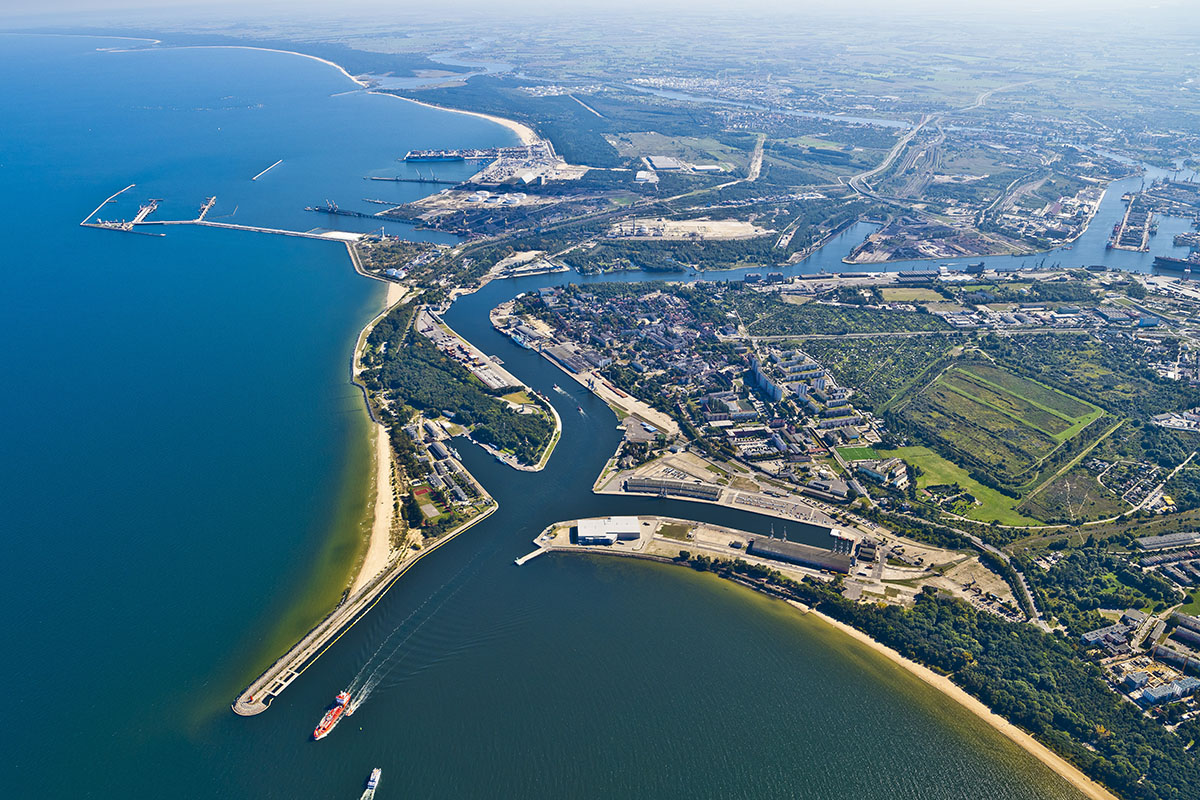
0 34 514 796
0 33 1110 800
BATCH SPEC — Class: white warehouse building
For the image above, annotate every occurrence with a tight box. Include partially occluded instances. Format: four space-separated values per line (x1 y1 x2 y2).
577 516 642 545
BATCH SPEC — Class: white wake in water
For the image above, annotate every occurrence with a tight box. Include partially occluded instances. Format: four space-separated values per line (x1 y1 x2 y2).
346 553 484 711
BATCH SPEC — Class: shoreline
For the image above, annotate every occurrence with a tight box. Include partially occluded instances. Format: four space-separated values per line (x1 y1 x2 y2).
102 43 371 88
529 521 1116 800
93 34 542 149
347 265 407 595
391 95 539 146
349 422 396 595
805 609 1117 800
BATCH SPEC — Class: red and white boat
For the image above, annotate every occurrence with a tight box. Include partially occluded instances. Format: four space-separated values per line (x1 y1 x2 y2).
312 691 352 740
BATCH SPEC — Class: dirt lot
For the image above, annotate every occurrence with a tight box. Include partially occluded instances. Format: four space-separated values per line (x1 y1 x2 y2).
608 217 770 240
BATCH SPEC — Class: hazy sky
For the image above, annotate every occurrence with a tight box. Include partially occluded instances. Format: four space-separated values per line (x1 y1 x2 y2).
2 0 1196 18
2 0 1198 33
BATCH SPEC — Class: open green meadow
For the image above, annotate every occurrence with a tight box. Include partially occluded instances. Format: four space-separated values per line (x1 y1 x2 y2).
878 446 1039 526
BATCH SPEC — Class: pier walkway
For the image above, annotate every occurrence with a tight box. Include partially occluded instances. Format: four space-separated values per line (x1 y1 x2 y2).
514 547 548 566
233 500 496 715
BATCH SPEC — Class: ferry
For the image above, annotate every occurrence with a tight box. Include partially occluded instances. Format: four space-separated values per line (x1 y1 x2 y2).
368 768 381 790
312 691 351 740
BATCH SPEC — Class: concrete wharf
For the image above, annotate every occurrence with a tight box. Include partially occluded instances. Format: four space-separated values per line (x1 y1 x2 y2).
514 547 548 566
196 196 217 221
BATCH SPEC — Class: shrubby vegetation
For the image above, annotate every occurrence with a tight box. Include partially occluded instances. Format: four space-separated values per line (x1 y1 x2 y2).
802 335 959 411
731 291 950 336
978 333 1200 420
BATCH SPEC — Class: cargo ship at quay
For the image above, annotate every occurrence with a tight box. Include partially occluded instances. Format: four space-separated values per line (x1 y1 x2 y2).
1154 254 1200 272
403 149 466 162
404 145 539 162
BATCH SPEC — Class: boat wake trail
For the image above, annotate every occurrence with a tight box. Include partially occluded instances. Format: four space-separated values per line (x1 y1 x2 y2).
346 552 486 710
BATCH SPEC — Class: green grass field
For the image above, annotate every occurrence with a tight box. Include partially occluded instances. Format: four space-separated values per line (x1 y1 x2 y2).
658 523 692 541
878 446 1040 526
959 363 1097 420
837 446 879 460
501 390 534 405
1177 589 1200 617
880 287 944 302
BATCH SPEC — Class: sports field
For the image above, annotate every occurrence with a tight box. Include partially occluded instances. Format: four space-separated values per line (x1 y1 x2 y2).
837 446 879 461
880 287 944 302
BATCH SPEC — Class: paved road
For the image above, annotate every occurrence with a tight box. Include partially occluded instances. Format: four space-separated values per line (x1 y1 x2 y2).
746 327 1092 342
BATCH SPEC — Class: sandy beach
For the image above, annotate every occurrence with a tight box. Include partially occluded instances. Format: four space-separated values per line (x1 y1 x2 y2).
807 609 1117 800
395 96 540 146
346 271 409 595
350 422 396 595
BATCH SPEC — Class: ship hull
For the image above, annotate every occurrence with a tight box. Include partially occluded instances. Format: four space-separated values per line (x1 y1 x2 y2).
1154 255 1199 271
312 692 351 740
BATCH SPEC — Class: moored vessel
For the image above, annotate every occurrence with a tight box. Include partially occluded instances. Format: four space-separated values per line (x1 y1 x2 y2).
404 150 465 162
1154 254 1200 272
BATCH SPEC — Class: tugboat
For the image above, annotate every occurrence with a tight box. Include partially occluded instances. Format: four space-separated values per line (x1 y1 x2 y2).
312 691 351 741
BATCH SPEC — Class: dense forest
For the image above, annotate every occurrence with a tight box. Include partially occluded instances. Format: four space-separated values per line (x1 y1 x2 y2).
364 303 554 466
391 77 733 167
1018 547 1182 636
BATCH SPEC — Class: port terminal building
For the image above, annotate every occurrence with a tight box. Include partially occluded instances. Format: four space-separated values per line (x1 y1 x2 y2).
577 516 642 545
746 537 853 573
